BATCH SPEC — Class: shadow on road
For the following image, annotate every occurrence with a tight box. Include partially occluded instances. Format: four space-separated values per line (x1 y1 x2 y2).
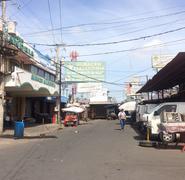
133 135 144 141
153 141 185 151
0 134 58 139
114 128 122 131
130 122 146 140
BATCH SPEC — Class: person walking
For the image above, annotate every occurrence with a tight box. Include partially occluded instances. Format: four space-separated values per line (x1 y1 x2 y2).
118 109 126 130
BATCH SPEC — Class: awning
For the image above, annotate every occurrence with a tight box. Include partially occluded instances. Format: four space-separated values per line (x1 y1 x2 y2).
62 106 85 113
119 101 136 111
137 52 185 93
7 44 36 65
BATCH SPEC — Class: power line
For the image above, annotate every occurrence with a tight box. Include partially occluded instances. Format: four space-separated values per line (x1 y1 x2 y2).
78 38 185 57
58 0 62 42
9 0 33 17
23 17 185 37
65 26 185 47
27 26 185 47
22 9 185 36
24 37 185 64
10 0 49 35
47 0 56 43
60 9 185 29
90 18 185 43
113 68 152 83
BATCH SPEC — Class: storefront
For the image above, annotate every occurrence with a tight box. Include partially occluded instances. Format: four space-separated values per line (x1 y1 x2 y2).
1 34 60 128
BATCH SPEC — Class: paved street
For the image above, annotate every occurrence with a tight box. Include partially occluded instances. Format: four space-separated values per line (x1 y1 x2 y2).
0 120 185 180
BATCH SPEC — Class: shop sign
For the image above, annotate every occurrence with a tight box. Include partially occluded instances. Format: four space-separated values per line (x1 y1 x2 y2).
151 55 175 70
31 74 55 88
8 35 34 57
64 61 105 82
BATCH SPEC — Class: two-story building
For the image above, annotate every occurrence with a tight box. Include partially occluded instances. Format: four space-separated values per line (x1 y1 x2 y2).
0 32 60 131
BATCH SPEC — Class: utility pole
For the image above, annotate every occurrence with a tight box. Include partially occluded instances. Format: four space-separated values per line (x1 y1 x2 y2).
146 75 150 100
0 0 7 134
55 46 62 127
58 60 62 127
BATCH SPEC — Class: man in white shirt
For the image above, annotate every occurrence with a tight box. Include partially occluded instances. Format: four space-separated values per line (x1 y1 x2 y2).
118 109 126 130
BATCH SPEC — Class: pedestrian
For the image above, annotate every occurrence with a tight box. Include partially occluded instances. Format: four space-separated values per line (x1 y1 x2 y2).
118 109 126 130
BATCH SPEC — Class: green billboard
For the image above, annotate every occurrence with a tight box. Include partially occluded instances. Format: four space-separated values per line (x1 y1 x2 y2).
64 61 105 82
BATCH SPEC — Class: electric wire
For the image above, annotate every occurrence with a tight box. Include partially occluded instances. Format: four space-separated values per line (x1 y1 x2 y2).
113 67 152 83
27 26 185 47
90 17 185 43
9 0 33 17
9 1 48 34
22 16 185 37
77 38 185 57
65 26 185 47
61 10 185 29
22 9 185 36
59 0 62 42
47 0 56 43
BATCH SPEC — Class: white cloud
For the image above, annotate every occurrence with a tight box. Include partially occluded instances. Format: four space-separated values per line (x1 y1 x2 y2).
143 39 163 48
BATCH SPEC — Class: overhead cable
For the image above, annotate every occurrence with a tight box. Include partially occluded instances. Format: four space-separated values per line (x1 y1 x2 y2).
58 0 62 42
47 0 56 43
27 26 185 47
78 38 185 57
22 9 185 36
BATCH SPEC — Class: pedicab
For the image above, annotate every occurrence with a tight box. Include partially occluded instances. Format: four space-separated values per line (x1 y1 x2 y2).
62 106 84 127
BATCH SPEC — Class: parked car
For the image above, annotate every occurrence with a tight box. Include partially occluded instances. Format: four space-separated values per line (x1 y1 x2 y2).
144 102 185 141
158 112 185 143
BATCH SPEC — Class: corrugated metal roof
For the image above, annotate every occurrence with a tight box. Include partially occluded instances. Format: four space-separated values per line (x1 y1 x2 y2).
137 52 185 93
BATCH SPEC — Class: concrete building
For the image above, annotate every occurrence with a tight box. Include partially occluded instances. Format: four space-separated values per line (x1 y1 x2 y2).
0 32 59 133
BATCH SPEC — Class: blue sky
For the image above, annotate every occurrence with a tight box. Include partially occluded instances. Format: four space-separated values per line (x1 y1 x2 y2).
5 0 185 102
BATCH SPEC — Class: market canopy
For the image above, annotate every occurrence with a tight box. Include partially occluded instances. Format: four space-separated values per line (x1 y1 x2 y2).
137 52 185 93
119 101 136 111
62 106 85 113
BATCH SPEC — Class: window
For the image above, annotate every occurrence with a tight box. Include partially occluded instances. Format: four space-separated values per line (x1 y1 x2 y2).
157 105 177 115
9 61 20 73
31 65 38 74
45 72 50 80
50 74 55 82
38 69 44 77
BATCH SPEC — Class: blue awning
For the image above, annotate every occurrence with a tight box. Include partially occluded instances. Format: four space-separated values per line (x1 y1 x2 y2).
46 96 68 103
61 96 68 103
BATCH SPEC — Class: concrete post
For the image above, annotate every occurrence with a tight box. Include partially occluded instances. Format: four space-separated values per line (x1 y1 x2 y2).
0 0 6 134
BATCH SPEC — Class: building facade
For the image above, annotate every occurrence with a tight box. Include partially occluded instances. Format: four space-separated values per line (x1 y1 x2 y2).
0 32 59 133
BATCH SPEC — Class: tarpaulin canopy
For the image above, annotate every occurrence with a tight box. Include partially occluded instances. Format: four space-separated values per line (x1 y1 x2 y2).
62 106 85 113
119 101 136 111
137 52 185 93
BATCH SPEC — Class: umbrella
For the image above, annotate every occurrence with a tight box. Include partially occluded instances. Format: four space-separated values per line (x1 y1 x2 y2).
119 101 136 111
62 106 85 113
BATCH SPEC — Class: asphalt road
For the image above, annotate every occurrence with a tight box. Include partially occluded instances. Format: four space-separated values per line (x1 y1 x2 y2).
0 120 185 180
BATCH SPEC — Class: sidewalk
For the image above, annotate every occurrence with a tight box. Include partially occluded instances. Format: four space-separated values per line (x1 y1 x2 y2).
0 121 88 149
0 123 60 149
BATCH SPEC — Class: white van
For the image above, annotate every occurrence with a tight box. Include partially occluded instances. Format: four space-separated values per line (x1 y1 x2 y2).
136 104 146 123
136 103 158 132
144 102 185 141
